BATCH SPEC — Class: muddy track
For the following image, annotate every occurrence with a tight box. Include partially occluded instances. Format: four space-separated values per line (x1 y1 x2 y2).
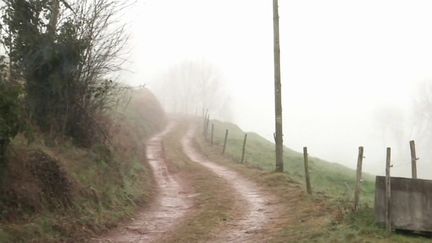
94 123 193 243
181 126 278 243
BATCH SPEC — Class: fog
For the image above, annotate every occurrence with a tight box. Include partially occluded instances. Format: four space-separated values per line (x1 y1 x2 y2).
120 0 432 178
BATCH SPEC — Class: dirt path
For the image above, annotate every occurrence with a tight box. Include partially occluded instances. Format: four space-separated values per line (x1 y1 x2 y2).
94 123 193 243
181 126 278 242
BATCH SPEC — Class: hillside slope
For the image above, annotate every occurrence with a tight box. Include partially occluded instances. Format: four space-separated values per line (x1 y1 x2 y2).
0 88 165 242
208 120 375 203
199 120 430 242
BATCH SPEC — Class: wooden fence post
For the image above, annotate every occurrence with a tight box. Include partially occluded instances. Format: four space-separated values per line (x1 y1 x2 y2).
203 109 208 135
303 147 312 195
222 129 229 154
211 124 214 145
205 115 210 140
385 147 392 232
409 140 418 179
241 134 248 163
207 114 210 126
354 146 364 211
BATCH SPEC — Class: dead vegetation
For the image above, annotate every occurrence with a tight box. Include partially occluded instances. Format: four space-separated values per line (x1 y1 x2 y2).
1 148 74 219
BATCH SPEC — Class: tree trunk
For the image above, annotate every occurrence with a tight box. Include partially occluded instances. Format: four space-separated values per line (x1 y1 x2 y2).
48 0 60 36
273 0 284 172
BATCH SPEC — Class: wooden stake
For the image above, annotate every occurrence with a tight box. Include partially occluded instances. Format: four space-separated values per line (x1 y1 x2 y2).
205 114 210 139
303 147 312 195
241 134 248 163
353 146 364 211
222 129 229 154
385 147 392 232
211 124 214 145
409 140 418 179
203 109 208 135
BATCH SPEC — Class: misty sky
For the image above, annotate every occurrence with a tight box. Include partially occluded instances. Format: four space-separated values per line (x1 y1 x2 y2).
120 0 432 177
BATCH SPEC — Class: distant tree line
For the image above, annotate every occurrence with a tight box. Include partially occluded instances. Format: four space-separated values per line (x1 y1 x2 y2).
154 60 233 121
0 0 128 165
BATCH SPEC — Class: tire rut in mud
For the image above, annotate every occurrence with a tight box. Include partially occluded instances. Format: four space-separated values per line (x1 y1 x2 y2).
181 126 278 243
94 123 192 243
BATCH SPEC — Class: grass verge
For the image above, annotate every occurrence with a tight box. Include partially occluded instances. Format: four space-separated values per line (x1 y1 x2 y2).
0 88 163 242
197 120 431 242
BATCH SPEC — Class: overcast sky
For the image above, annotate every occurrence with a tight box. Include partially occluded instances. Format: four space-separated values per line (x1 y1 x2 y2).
120 0 432 177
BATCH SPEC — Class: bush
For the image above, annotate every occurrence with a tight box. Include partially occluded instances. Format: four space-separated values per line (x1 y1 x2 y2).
0 57 22 166
1 0 128 148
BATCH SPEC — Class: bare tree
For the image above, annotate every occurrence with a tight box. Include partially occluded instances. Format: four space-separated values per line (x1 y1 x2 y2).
0 0 130 146
154 60 231 119
412 81 432 163
374 106 408 163
62 0 130 145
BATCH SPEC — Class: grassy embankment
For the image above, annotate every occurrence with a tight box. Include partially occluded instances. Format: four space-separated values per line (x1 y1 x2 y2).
196 119 430 242
0 88 164 242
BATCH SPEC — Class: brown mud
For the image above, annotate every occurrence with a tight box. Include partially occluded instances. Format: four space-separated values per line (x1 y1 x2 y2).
181 126 279 243
94 123 193 243
95 123 281 243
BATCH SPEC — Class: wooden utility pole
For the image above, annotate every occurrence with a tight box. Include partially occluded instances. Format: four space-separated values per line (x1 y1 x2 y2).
273 0 284 172
222 129 229 154
353 146 364 211
409 140 418 179
303 147 312 195
385 147 392 232
241 134 248 163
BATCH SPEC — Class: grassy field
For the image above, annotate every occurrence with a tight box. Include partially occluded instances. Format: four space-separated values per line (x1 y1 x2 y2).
201 119 431 242
208 120 375 204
